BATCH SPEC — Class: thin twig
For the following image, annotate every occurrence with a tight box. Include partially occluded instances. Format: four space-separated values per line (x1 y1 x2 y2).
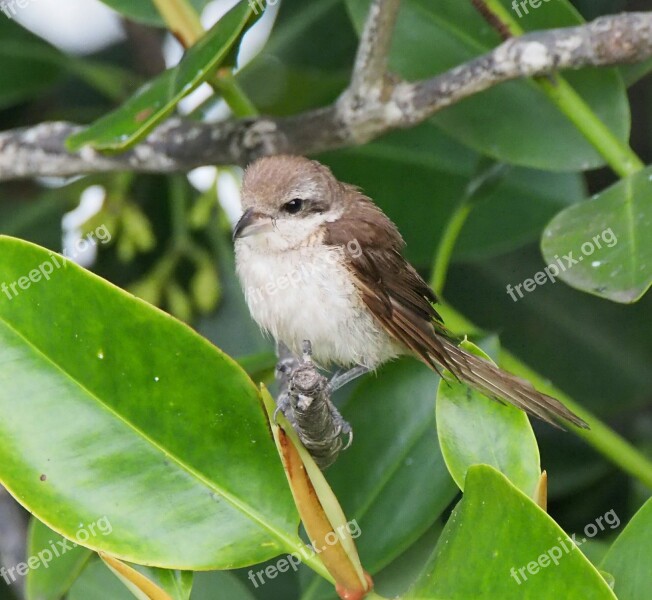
349 0 401 93
470 0 513 41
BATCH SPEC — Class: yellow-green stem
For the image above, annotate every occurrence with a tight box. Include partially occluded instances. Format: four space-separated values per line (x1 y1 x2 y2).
481 0 645 178
151 0 204 46
213 69 259 117
432 200 472 297
536 77 644 177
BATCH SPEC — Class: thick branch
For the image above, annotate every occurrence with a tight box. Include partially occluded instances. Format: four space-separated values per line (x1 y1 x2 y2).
1 12 651 181
275 342 348 470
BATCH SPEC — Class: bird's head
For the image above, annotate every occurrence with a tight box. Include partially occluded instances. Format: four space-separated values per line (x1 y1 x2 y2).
233 155 345 251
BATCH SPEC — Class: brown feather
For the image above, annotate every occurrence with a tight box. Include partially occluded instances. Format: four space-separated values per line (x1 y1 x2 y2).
324 187 588 429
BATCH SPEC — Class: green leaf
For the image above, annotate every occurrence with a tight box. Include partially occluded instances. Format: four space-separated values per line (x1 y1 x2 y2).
97 0 213 27
541 165 652 303
67 1 256 152
436 340 540 495
0 19 64 109
191 571 256 600
25 519 92 600
0 236 300 570
601 497 652 600
345 0 630 171
621 57 652 87
406 465 617 599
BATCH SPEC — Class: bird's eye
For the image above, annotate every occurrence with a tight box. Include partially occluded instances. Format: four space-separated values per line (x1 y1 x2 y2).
282 198 303 214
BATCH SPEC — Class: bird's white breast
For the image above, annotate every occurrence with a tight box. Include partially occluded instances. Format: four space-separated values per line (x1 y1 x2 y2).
235 241 401 368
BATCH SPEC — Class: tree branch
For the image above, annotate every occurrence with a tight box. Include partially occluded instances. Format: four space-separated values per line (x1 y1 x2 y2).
1 11 651 181
349 0 401 93
275 342 348 470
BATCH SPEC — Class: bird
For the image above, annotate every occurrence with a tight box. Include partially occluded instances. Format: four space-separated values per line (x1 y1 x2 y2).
233 154 587 430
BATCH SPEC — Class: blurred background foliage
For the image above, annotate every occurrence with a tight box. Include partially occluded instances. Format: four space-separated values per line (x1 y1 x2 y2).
0 0 651 598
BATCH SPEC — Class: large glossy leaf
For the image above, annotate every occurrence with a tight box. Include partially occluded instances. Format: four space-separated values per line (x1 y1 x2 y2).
0 236 299 569
345 0 630 171
300 359 458 600
67 1 257 152
97 0 213 27
436 340 541 496
406 465 616 599
541 165 652 303
320 123 584 267
601 497 652 600
25 519 92 600
0 19 64 109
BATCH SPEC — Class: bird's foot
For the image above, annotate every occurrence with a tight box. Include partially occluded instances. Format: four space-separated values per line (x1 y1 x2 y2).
325 401 353 449
327 364 371 393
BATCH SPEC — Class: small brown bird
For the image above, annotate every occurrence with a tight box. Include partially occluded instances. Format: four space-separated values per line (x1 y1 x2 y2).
233 155 587 429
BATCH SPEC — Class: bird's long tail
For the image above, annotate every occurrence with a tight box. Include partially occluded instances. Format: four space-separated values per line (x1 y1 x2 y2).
436 337 588 429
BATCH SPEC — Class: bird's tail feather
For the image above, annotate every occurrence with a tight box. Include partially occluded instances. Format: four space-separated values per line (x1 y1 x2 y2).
436 337 588 429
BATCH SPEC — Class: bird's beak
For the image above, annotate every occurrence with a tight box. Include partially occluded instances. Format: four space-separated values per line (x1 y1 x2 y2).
232 208 273 241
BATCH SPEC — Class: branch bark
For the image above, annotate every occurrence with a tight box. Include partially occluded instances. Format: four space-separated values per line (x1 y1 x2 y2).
1 12 651 181
275 342 348 470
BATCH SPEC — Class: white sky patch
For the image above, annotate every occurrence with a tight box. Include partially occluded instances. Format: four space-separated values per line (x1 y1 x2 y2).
217 169 244 227
178 82 215 115
62 184 106 266
12 0 125 55
188 166 218 192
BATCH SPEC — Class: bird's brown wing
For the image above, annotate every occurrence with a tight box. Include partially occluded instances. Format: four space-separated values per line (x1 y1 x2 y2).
323 191 588 429
323 190 456 375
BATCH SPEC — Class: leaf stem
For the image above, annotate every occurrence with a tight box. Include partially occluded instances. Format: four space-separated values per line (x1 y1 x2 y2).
432 201 472 297
536 77 644 178
478 0 645 178
213 69 259 117
151 0 204 46
432 160 509 297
